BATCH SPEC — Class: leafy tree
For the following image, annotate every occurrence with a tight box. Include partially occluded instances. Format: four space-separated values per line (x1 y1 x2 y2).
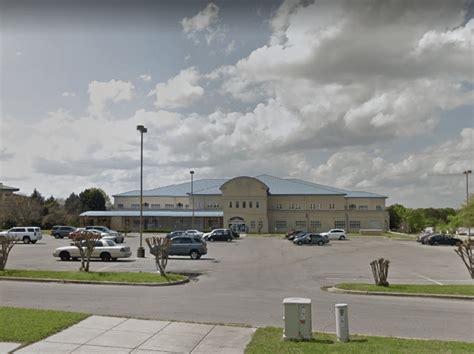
69 230 101 272
30 189 45 204
459 194 474 232
0 234 18 270
65 193 81 214
79 188 107 212
386 204 406 230
6 196 42 226
405 209 426 233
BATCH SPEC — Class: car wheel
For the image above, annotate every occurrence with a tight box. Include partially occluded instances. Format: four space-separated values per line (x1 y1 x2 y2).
227 237 232 242
297 241 303 245
59 251 70 261
23 236 31 244
31 240 37 244
455 241 462 246
100 252 112 262
209 238 215 242
112 258 117 261
54 233 61 239
317 241 324 246
72 257 78 261
339 236 345 240
433 241 439 246
190 250 200 260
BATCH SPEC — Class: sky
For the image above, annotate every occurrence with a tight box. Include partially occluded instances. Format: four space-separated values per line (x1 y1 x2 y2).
0 0 473 208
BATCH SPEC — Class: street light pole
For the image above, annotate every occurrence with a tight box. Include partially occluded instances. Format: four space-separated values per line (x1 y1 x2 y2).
463 170 472 237
190 170 195 229
137 125 147 258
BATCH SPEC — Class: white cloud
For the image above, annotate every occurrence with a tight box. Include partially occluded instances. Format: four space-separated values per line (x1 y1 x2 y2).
181 3 223 45
224 40 236 55
88 80 134 118
61 91 76 97
139 74 152 82
148 67 204 109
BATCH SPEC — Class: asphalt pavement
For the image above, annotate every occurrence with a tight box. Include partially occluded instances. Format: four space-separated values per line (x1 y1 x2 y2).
1 234 473 342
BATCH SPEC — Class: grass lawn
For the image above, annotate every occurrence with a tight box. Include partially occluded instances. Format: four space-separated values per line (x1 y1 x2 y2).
245 327 474 353
335 283 474 296
0 307 88 344
0 269 186 284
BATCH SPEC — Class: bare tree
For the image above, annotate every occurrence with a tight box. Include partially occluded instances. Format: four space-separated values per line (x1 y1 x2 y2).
0 234 18 270
69 230 101 272
455 240 473 279
145 236 172 277
370 258 390 286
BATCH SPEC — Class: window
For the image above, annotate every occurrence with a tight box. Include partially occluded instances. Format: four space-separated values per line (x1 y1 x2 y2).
295 221 306 228
329 203 335 209
275 203 282 209
256 201 259 208
27 228 34 232
177 203 183 209
165 204 174 209
350 220 361 229
144 202 149 208
295 204 301 209
309 203 320 210
289 204 294 210
117 204 124 209
376 205 383 211
310 220 321 229
106 240 115 246
258 221 263 229
229 201 232 208
334 220 346 228
131 204 140 209
151 204 160 209
185 204 189 209
133 220 140 226
236 201 239 208
242 201 246 208
358 205 368 210
275 220 287 229
249 201 253 208
250 220 256 229
349 204 356 210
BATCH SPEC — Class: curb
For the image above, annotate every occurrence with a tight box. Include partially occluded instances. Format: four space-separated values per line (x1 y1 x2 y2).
0 276 189 287
323 286 474 301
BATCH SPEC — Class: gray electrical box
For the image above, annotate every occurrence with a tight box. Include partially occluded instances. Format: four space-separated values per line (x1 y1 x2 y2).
282 297 312 340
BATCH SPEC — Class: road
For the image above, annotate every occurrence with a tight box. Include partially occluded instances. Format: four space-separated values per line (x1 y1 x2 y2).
1 235 473 342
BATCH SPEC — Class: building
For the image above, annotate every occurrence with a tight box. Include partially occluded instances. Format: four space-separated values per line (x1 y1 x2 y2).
0 183 21 227
80 175 389 233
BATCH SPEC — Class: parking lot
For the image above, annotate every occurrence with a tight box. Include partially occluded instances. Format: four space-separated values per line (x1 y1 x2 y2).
6 232 472 285
3 233 473 342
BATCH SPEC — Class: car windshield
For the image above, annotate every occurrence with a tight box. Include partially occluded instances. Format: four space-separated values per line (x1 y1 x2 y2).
106 240 116 246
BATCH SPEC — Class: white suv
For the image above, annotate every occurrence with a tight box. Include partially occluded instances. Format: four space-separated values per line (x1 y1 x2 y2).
0 227 42 244
321 229 347 240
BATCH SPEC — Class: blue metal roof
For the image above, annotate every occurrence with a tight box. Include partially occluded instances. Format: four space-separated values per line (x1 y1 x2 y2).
113 175 386 198
80 210 223 217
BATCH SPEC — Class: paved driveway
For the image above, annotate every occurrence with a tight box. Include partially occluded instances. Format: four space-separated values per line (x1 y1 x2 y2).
1 234 473 342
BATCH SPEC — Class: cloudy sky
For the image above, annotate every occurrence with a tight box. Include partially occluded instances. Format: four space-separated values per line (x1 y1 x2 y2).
0 0 473 207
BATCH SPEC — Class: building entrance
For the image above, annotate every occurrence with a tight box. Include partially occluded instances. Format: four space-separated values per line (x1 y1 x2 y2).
228 216 247 233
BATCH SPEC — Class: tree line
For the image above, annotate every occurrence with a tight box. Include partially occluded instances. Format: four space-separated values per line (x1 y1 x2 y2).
0 188 110 229
387 195 474 234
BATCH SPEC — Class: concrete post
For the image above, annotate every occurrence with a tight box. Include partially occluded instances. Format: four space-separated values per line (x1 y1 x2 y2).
335 303 349 342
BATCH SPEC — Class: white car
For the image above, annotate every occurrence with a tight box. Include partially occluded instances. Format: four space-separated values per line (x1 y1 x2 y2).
321 229 347 240
0 227 42 244
85 226 124 243
185 229 204 237
53 239 131 261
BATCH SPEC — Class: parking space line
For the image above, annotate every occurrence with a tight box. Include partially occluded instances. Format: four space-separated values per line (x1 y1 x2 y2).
414 273 443 285
96 263 122 272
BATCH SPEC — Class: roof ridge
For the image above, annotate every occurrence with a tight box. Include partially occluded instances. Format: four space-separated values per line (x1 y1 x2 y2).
285 178 348 194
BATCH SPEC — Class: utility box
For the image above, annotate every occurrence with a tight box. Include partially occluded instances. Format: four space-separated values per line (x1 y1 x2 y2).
283 297 312 340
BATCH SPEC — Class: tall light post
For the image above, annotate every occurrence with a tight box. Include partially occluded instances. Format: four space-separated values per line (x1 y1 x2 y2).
137 125 147 258
463 170 472 237
190 170 195 229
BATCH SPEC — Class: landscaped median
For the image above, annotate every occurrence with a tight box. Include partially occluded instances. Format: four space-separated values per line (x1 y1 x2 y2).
329 283 474 299
245 327 474 353
0 269 188 286
0 307 88 345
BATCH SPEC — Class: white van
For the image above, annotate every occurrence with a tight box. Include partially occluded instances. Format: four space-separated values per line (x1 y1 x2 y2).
0 227 42 244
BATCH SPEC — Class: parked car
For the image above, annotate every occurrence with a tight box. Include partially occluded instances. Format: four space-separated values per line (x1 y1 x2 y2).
185 229 204 237
53 239 131 261
0 227 42 244
420 233 435 244
417 232 432 243
51 225 77 239
294 233 329 246
230 230 240 238
285 230 303 239
288 231 307 241
320 229 347 240
203 229 234 242
427 234 463 246
166 230 187 239
168 236 207 259
85 226 124 243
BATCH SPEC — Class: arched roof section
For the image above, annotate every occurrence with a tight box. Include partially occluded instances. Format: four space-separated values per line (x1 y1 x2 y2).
219 176 269 196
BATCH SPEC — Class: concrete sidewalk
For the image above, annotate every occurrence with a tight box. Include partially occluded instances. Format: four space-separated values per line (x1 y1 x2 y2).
15 316 256 353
